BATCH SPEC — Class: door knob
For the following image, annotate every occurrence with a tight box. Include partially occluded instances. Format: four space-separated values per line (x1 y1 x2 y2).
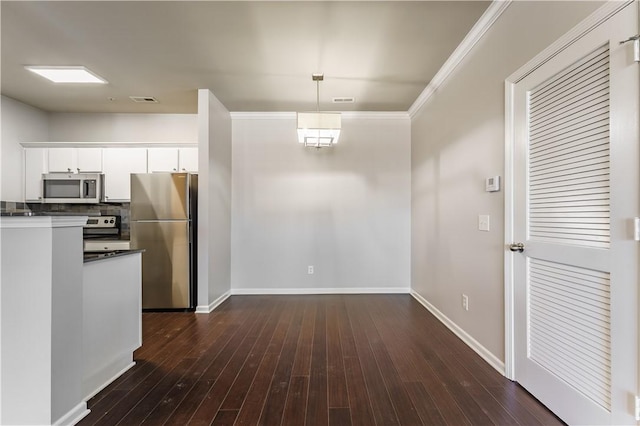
509 242 525 253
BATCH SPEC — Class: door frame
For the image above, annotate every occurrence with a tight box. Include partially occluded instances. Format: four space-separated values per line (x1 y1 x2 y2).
503 0 634 381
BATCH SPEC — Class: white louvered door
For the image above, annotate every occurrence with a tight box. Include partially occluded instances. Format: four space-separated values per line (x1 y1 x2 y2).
511 3 639 425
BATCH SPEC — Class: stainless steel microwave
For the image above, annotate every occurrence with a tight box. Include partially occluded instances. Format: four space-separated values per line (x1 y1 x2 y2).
42 173 104 203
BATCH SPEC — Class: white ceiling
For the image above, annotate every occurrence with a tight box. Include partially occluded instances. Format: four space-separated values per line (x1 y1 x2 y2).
1 1 490 114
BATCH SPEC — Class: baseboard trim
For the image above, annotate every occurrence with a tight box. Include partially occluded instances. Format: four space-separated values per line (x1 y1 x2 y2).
230 287 410 295
195 290 231 313
410 290 505 376
53 401 89 426
83 361 136 402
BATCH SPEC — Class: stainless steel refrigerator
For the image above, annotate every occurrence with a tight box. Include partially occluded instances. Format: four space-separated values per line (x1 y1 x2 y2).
130 173 197 310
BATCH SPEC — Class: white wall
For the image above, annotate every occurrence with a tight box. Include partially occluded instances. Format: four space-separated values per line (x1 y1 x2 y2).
411 1 602 362
231 113 411 293
197 90 232 310
49 112 196 142
1 96 49 202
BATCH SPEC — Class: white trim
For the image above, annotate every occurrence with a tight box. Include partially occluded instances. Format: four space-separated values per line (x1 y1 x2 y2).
230 287 410 295
503 79 516 380
408 0 511 118
82 361 136 402
230 112 295 120
411 290 506 376
195 290 231 314
230 111 410 120
503 0 634 383
21 141 197 148
53 401 89 426
340 112 410 120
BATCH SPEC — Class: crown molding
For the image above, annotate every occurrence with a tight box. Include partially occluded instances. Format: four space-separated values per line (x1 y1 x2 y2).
230 112 295 120
408 0 512 119
230 111 409 120
20 141 197 148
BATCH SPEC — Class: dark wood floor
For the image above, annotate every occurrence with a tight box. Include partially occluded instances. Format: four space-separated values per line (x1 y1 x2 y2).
79 294 562 426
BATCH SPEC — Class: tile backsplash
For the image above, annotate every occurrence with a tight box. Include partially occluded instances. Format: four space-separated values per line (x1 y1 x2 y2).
0 201 30 213
1 201 131 239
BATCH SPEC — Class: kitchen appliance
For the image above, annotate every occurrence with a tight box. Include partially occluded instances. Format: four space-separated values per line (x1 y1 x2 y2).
130 173 197 310
42 172 104 203
83 215 131 252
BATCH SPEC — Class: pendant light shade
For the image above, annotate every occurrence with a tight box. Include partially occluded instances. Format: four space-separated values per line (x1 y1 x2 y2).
297 112 341 147
297 74 341 148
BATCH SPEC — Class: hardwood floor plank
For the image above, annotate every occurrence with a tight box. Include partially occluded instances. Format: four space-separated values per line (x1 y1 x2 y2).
78 295 563 426
211 409 239 426
345 298 400 426
258 301 304 425
365 296 472 425
114 357 197 425
221 299 291 411
136 326 243 424
137 301 262 425
187 300 283 425
404 381 447 425
336 297 358 360
326 299 349 408
162 301 277 425
281 376 309 426
329 407 352 426
305 300 329 426
342 356 376 426
355 297 423 425
291 300 317 376
234 352 280 425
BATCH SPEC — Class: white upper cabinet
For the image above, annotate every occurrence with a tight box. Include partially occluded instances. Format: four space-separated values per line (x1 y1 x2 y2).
48 147 75 172
77 148 103 172
23 145 196 204
102 148 147 202
178 148 198 172
147 148 179 172
147 147 198 173
24 148 47 202
48 147 102 173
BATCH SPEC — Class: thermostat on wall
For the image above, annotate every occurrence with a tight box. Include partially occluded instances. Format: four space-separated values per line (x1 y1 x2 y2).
486 176 500 192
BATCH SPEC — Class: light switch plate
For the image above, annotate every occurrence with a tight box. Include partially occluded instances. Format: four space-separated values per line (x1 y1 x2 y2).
478 215 490 231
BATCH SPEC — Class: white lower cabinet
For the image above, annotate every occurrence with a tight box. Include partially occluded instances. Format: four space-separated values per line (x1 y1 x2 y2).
102 148 147 202
82 253 142 400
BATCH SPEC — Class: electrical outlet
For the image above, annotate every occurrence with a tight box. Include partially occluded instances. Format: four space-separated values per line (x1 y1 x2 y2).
308 265 314 275
462 294 469 311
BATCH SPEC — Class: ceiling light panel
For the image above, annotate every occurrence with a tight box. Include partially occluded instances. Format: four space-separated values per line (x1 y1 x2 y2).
25 66 107 84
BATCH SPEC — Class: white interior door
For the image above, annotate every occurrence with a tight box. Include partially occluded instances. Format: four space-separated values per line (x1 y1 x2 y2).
510 2 639 424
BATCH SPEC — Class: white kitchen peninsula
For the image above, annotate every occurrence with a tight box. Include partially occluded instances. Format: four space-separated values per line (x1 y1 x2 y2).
0 216 142 425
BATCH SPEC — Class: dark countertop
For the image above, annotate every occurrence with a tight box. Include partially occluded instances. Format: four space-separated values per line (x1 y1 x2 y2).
83 249 144 263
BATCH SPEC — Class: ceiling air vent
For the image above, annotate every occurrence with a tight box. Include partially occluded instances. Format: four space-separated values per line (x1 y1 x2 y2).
332 97 355 104
129 96 158 103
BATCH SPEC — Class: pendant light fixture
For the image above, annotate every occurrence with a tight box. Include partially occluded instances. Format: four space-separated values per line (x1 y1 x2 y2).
297 73 341 148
